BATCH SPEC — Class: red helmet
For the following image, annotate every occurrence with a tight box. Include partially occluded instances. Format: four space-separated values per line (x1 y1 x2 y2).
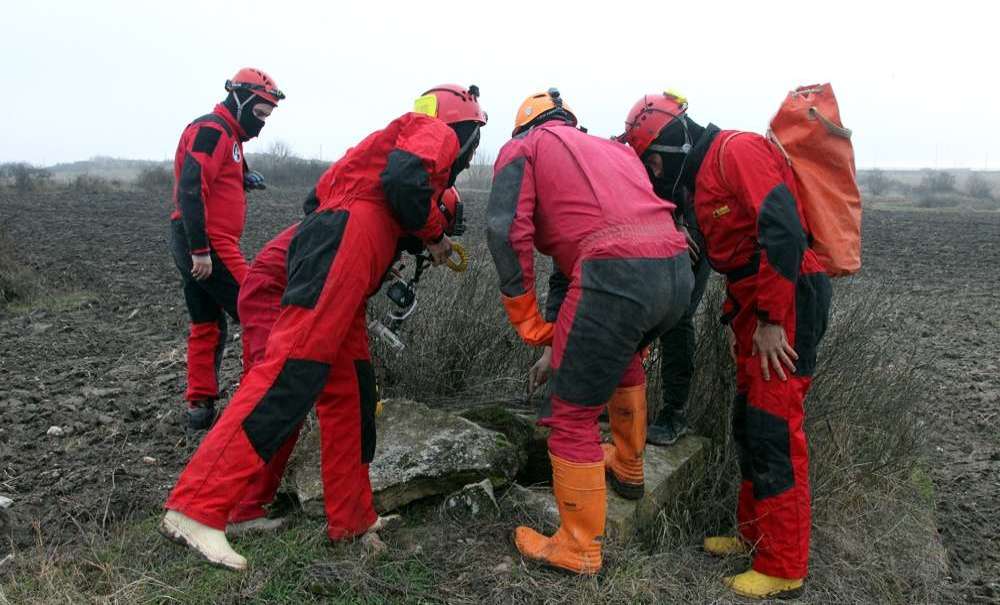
620 91 688 156
414 84 487 126
438 187 465 236
225 68 285 105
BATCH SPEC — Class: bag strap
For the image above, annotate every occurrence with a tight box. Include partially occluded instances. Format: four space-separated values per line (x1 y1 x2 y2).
716 131 752 191
809 106 852 139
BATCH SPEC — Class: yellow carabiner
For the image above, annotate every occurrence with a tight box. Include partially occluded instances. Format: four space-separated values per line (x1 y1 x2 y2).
446 242 469 273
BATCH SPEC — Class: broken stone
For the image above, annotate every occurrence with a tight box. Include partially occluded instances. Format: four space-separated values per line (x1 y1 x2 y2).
142 456 157 465
0 496 11 510
286 399 521 516
440 479 499 521
458 405 550 485
498 483 560 531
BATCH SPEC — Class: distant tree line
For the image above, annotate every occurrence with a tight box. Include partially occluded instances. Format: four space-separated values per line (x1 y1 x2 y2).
860 168 995 207
0 163 52 192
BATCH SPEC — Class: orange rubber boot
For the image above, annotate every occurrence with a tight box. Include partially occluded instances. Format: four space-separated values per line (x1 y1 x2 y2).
600 384 647 499
514 454 606 575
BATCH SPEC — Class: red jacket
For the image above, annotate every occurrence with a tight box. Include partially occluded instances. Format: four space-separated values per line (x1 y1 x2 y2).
170 104 249 283
693 130 825 327
314 112 457 245
488 121 686 298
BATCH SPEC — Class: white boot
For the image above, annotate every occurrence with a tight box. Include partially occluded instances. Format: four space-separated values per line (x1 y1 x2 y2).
226 516 286 537
359 514 401 556
368 514 402 533
160 510 247 571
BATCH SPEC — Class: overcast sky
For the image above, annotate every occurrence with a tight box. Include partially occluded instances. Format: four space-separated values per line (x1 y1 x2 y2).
2 1 996 169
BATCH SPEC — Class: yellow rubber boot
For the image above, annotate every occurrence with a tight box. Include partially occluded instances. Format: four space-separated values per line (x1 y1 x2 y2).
514 454 605 575
703 535 750 557
723 569 804 599
601 384 646 499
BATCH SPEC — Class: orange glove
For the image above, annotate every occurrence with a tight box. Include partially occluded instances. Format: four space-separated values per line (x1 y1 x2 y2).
501 292 554 347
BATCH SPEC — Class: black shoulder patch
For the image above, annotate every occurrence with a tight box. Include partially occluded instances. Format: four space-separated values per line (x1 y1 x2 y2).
192 126 222 155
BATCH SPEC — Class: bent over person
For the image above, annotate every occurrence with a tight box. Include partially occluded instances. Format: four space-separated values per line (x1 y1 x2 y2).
487 89 693 575
226 187 463 533
169 68 283 430
620 91 832 599
160 85 486 570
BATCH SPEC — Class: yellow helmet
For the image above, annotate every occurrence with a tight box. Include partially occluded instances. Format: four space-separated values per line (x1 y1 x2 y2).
512 88 577 136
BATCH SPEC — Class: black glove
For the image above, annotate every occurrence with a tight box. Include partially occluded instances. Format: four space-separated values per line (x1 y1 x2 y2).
244 170 266 191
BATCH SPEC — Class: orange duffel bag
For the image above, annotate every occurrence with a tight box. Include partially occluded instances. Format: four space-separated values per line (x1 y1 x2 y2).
767 83 862 277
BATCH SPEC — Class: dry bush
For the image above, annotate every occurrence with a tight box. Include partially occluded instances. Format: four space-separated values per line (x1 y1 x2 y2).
919 170 956 193
135 165 173 192
67 174 118 194
861 168 895 196
456 155 494 191
0 162 52 192
246 150 327 189
369 240 538 404
0 221 37 306
916 192 965 208
966 173 994 200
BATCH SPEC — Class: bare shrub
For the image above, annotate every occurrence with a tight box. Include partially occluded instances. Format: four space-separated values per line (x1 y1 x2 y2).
369 240 538 403
0 221 36 305
68 174 116 194
0 162 52 192
967 173 994 200
861 168 893 196
135 166 173 192
919 170 956 193
916 193 962 208
244 141 327 189
456 154 494 191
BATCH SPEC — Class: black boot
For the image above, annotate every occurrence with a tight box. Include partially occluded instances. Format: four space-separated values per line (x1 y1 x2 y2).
646 407 689 446
186 400 217 431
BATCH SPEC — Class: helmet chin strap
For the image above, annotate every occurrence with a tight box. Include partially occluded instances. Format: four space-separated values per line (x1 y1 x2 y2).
646 115 694 200
231 91 256 122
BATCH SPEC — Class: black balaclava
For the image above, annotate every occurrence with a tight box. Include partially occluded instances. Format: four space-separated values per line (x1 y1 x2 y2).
223 89 273 141
643 115 709 202
447 120 481 187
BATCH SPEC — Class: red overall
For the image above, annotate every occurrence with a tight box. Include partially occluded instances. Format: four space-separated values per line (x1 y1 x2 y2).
487 122 691 463
693 129 832 579
169 104 250 403
166 113 459 539
226 224 297 523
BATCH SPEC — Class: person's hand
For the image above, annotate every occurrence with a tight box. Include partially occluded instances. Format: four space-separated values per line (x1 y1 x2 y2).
680 225 701 264
725 324 737 365
191 254 213 281
425 235 453 267
752 320 798 381
528 346 553 397
244 170 266 191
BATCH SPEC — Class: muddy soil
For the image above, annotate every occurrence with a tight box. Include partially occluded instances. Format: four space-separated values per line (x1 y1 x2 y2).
0 190 997 601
